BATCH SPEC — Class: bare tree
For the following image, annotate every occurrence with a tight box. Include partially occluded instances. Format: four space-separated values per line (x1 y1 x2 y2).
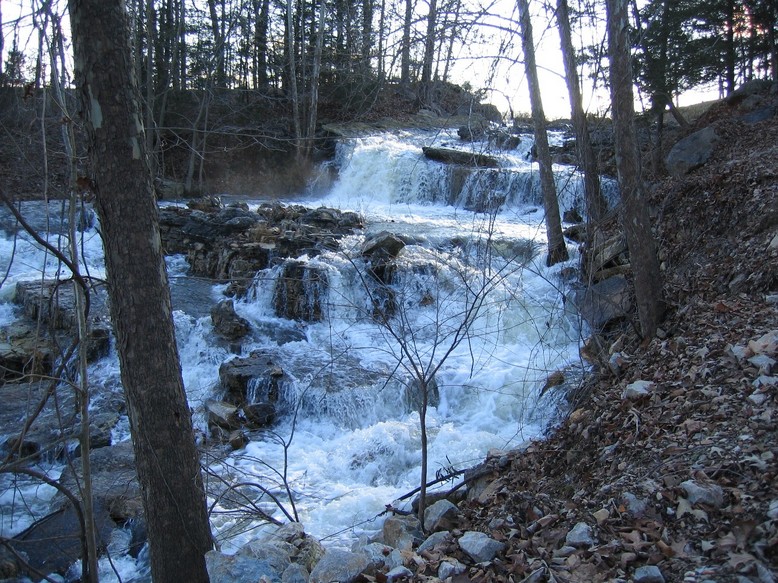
606 0 664 338
556 0 607 224
67 1 213 581
517 0 568 266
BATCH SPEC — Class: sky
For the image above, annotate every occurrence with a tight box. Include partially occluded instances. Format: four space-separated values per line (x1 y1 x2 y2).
1 0 719 120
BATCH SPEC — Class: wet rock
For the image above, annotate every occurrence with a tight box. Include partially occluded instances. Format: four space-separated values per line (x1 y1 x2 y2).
242 402 276 428
309 549 369 583
623 380 655 400
458 531 505 563
211 299 251 340
273 260 328 322
423 499 459 532
229 430 249 450
219 351 283 407
633 564 665 583
206 550 281 583
362 231 406 259
422 146 499 168
565 522 595 548
205 399 241 430
381 515 423 550
666 126 718 176
458 123 487 142
680 479 725 508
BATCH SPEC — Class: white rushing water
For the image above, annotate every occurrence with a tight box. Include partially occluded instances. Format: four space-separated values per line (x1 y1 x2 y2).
0 128 604 578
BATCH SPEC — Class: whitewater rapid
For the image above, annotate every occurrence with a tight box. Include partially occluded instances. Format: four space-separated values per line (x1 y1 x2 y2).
0 128 598 579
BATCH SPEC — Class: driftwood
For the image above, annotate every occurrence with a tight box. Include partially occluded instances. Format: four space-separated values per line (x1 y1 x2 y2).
422 146 499 168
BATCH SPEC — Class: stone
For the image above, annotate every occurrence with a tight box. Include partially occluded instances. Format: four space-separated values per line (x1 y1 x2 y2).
205 399 241 430
417 530 451 554
211 299 251 340
622 492 649 518
565 522 595 548
206 550 281 583
219 351 284 406
666 126 719 176
362 543 395 569
238 538 296 572
281 563 309 583
362 232 406 259
592 508 610 524
458 531 505 563
623 380 655 400
680 480 724 508
309 549 369 583
633 564 665 583
749 330 778 356
438 559 467 580
572 275 632 331
423 499 460 532
386 566 413 581
381 514 423 550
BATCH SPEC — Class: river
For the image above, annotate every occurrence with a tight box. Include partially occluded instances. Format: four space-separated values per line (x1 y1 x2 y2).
0 127 611 580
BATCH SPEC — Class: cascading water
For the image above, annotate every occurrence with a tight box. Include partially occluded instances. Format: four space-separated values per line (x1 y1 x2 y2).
0 127 606 580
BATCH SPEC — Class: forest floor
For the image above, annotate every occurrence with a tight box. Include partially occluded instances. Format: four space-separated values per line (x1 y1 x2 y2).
408 89 778 582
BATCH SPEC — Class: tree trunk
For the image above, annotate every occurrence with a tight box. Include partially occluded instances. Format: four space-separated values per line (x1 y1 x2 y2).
400 0 413 84
255 0 271 88
606 0 664 338
207 0 227 87
361 0 373 73
67 2 213 582
421 0 438 85
556 0 607 223
305 0 326 158
517 0 568 266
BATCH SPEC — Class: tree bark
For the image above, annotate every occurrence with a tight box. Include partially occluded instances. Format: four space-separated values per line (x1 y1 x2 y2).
67 2 213 581
606 0 664 338
400 0 413 84
517 0 568 266
421 0 438 85
556 0 607 223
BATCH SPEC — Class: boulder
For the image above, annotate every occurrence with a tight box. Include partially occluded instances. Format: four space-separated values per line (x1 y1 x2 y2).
362 232 406 259
309 549 369 583
458 531 505 563
381 514 424 550
206 550 281 583
572 275 632 331
273 260 329 322
219 351 284 406
211 299 251 340
8 441 145 579
423 499 459 532
205 399 241 430
666 126 718 176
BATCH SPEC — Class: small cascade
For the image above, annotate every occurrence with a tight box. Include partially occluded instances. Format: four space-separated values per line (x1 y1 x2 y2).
321 130 618 218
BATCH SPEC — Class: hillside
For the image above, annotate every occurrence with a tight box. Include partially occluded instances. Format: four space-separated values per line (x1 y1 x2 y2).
415 84 778 582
